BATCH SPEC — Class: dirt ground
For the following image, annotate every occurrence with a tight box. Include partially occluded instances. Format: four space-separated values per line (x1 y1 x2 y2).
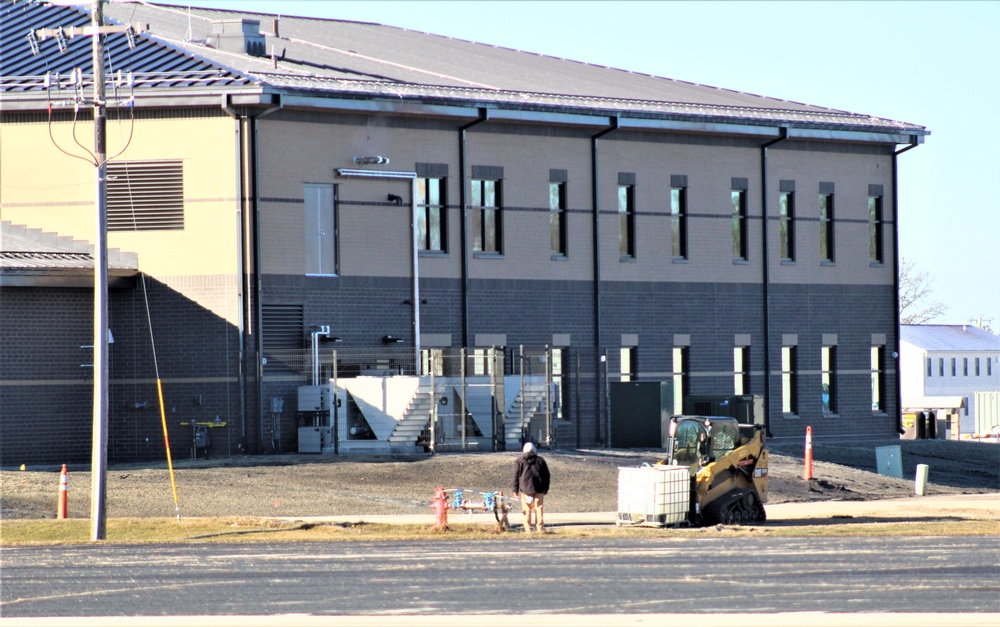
1 439 997 521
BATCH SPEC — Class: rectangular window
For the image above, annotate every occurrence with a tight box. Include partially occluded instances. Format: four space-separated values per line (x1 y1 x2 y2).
963 357 969 377
819 192 834 263
472 348 500 376
672 347 688 415
618 184 635 258
951 357 957 376
976 358 981 377
550 181 567 256
420 349 444 376
734 346 749 395
304 183 337 275
779 188 795 261
782 346 797 414
822 346 836 414
551 348 565 420
107 160 184 231
670 178 687 259
926 357 932 377
620 347 637 382
989 358 993 377
871 346 884 412
868 194 884 263
732 189 748 260
939 358 944 377
470 178 501 253
416 177 446 252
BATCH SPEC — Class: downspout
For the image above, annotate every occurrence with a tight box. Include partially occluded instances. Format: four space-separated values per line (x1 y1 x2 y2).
760 127 787 438
591 118 618 445
458 109 488 349
223 96 281 454
892 135 920 434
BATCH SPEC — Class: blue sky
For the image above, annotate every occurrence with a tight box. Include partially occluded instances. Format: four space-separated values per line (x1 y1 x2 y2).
175 1 999 326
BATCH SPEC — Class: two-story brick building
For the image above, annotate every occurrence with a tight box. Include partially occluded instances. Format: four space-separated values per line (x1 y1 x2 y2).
0 1 927 464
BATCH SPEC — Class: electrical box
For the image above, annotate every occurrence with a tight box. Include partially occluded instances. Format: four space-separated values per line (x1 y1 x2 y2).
609 381 673 448
298 426 323 453
298 385 331 412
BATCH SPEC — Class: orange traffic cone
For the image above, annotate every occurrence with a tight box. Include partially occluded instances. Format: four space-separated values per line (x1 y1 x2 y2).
57 464 68 519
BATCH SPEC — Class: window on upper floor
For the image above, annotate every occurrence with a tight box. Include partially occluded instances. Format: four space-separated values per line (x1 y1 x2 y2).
618 181 636 259
417 177 447 253
731 182 749 261
107 160 184 231
963 357 969 377
951 357 957 377
819 186 835 263
304 183 337 275
926 357 933 377
670 175 688 260
470 178 502 253
868 190 884 264
975 357 981 377
550 180 567 256
779 182 795 262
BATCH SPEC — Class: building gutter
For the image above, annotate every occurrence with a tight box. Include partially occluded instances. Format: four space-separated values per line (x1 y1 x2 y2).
591 117 618 445
458 108 489 349
892 135 920 434
760 127 788 438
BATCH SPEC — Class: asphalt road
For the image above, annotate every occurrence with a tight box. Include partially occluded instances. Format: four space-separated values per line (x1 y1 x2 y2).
2 535 998 623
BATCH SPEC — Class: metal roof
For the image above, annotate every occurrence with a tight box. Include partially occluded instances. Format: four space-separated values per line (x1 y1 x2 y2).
0 1 927 141
1 220 138 273
901 325 1000 353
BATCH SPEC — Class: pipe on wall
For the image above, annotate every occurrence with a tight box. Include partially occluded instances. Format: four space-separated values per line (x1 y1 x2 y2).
759 127 787 438
458 109 489 349
591 118 618 445
893 136 920 434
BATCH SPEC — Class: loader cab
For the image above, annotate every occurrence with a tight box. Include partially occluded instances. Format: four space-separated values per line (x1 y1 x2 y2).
665 415 740 470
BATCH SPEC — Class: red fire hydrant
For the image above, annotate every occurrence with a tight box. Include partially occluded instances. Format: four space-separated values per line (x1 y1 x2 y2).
431 486 450 531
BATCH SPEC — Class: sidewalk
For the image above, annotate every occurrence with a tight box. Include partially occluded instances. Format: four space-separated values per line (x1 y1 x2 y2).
274 492 1000 528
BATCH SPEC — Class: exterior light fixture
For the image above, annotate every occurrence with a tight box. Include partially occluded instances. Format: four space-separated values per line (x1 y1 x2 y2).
382 335 403 344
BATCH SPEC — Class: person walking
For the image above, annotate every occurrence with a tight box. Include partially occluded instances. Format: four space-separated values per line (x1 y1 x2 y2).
512 442 550 532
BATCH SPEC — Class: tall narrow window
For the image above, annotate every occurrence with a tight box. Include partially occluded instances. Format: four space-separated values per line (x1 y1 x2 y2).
779 182 795 262
951 357 957 377
471 178 502 253
868 192 884 263
734 346 749 395
819 184 835 263
550 181 567 256
620 347 637 382
989 358 993 377
871 346 884 412
926 357 933 377
672 347 688 414
304 183 336 275
416 177 446 252
939 358 944 377
618 183 636 258
975 358 981 377
781 345 797 414
732 187 748 260
963 358 969 377
822 346 836 414
670 175 687 259
551 348 565 420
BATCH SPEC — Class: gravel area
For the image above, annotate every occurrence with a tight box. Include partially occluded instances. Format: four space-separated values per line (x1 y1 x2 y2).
2 439 996 520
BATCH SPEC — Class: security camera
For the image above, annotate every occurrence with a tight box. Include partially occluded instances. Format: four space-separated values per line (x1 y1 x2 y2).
387 194 403 206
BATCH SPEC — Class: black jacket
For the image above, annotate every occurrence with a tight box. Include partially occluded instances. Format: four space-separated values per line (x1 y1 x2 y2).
513 452 550 496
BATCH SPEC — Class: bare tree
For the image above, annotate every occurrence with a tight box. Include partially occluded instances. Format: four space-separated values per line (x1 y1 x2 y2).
899 256 946 324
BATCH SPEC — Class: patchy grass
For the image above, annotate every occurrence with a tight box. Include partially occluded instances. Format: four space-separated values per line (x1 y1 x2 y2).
1 517 997 545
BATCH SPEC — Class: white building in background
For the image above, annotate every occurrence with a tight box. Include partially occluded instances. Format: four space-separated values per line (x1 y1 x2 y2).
900 325 1000 435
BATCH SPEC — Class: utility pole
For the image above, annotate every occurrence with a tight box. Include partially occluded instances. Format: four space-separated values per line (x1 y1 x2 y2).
32 0 144 541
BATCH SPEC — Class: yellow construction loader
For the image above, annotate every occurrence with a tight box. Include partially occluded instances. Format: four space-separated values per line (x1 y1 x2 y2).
660 415 768 525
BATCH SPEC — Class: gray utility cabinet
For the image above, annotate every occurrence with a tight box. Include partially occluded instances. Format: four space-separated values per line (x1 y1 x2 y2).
609 381 674 448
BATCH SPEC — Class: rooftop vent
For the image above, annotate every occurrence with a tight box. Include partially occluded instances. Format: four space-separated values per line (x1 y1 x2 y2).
209 19 266 57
